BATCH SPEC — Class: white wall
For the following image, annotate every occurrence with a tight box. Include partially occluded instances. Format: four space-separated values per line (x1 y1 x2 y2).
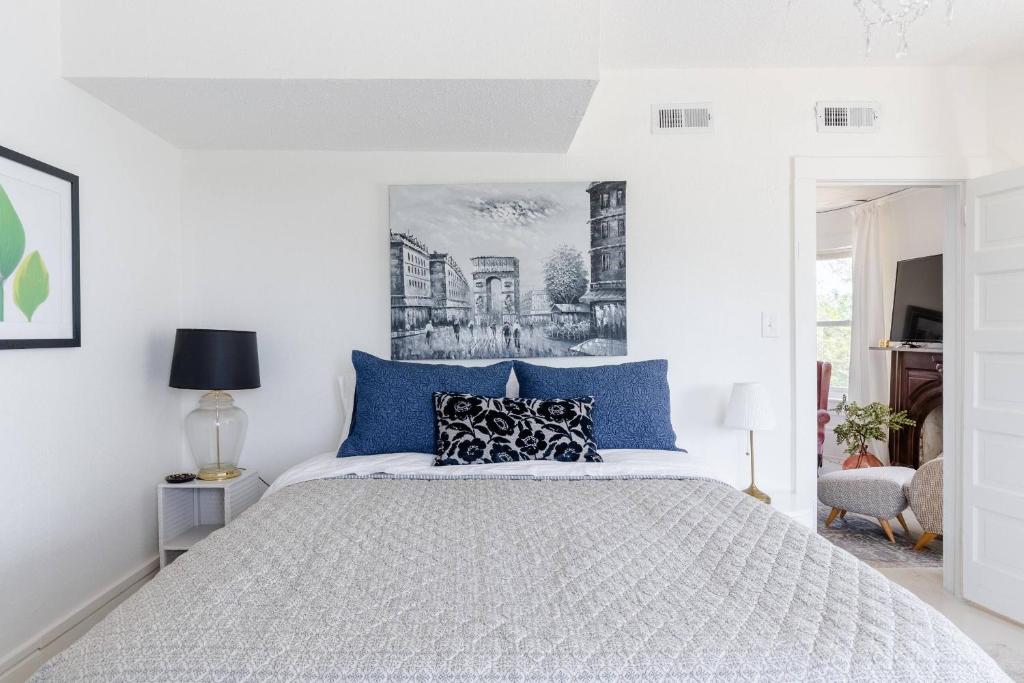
988 60 1024 168
878 188 947 337
0 0 183 669
181 67 991 500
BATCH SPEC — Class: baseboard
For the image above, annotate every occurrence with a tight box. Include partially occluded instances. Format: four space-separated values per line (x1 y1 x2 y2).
792 508 817 529
0 557 158 683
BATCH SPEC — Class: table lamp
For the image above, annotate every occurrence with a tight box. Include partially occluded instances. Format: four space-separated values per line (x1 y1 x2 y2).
724 382 775 504
169 329 260 481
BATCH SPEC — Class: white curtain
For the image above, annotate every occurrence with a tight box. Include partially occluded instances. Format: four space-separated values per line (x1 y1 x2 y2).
850 203 891 460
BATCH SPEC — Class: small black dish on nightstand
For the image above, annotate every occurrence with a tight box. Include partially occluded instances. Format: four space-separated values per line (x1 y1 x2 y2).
165 473 197 484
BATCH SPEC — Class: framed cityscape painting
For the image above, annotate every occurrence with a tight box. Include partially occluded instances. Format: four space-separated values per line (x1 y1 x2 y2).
389 182 626 360
0 145 80 349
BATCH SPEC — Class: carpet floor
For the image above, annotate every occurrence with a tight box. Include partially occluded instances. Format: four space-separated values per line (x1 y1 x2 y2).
817 503 942 568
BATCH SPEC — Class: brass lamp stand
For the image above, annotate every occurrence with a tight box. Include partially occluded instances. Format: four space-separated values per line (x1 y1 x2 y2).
743 429 771 504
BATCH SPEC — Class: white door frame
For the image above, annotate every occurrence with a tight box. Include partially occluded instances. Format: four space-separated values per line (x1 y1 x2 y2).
793 156 993 596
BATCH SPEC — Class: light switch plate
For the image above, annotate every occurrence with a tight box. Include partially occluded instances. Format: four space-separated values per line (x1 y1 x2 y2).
761 312 779 338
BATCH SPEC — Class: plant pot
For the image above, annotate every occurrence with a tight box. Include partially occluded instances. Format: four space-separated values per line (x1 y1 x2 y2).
842 447 883 469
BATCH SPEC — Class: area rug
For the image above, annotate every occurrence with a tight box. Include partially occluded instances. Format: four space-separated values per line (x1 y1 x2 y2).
817 503 942 568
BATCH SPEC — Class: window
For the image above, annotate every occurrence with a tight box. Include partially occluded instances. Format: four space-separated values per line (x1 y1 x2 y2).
600 193 609 208
816 251 852 397
616 188 624 206
617 219 625 236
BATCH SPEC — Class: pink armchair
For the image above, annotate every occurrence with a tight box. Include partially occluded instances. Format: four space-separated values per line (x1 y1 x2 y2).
817 361 832 468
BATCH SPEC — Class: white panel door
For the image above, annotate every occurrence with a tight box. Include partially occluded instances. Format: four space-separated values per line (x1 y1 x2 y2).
963 167 1024 622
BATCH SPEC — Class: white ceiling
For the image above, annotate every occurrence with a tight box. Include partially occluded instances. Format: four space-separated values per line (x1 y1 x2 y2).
61 0 599 81
68 78 597 152
816 185 915 212
601 0 1024 68
61 0 600 152
60 1 1024 151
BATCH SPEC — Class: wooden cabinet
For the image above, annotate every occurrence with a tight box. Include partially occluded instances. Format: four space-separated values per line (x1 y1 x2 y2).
886 348 943 468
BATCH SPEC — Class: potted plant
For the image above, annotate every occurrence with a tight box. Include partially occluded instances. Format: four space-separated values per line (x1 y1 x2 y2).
833 396 916 469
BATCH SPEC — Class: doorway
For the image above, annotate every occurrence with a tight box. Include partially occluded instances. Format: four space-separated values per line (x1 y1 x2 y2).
797 159 1024 629
813 185 948 568
792 156 968 597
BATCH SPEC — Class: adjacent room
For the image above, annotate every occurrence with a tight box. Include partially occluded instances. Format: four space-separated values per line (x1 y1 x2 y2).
2 1 1024 681
815 185 947 568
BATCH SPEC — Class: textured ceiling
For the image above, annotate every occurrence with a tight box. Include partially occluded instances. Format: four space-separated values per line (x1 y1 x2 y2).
816 185 915 212
61 0 599 152
601 0 1024 68
68 78 598 152
61 1 1024 151
62 0 599 80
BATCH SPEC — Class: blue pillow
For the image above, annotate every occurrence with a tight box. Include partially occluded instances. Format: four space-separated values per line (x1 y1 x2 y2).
513 359 679 451
339 351 512 456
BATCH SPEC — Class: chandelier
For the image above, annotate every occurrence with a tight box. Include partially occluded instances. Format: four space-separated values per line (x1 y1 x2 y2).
852 0 954 58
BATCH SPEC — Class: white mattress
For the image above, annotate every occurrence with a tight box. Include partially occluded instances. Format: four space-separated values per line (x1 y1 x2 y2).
267 448 730 495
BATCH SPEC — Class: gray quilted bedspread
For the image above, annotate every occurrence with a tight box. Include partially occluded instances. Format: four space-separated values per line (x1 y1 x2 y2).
33 476 1008 682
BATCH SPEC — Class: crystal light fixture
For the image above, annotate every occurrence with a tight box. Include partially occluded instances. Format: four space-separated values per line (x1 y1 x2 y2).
852 0 954 58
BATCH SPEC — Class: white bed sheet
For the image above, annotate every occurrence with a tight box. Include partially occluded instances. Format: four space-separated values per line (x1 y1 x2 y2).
267 449 730 496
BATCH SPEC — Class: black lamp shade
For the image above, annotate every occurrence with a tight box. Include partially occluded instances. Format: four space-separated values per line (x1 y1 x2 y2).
169 329 261 390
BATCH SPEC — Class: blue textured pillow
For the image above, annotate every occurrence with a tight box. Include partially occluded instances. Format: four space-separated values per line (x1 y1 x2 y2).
339 351 512 456
513 359 679 451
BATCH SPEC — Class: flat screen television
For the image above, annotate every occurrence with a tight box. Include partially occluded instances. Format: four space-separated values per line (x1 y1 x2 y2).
890 254 943 343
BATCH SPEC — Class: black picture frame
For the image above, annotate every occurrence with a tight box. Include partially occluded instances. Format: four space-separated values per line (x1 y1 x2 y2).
0 144 80 349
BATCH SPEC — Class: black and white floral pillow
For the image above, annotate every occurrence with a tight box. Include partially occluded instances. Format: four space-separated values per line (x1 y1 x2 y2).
433 392 602 466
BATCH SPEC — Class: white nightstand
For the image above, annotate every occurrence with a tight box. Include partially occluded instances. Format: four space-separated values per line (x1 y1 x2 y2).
157 470 265 568
765 488 816 530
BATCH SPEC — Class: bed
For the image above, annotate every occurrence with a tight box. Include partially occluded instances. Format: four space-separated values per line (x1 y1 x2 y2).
33 450 1008 682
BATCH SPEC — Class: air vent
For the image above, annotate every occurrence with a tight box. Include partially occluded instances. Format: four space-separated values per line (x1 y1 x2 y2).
816 101 881 133
651 103 713 134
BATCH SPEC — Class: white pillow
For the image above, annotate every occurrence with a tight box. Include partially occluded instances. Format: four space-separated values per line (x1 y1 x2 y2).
336 375 354 445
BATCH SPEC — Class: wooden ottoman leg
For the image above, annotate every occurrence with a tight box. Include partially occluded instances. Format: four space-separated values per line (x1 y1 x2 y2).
839 510 847 519
878 518 896 543
825 508 841 528
896 513 910 535
914 532 938 551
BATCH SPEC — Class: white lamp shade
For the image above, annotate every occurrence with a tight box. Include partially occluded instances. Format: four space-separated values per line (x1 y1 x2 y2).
724 382 776 431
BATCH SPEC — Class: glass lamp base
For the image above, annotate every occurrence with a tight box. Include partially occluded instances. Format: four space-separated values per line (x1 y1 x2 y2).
197 466 242 481
185 391 249 482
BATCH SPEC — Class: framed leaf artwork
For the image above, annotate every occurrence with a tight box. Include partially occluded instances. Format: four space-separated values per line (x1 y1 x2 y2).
0 145 80 349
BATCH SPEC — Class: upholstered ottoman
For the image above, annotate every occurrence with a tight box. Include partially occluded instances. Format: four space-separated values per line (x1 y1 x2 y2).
818 466 916 542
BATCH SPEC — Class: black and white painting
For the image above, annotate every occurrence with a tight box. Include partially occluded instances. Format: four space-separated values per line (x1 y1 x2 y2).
390 182 626 360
